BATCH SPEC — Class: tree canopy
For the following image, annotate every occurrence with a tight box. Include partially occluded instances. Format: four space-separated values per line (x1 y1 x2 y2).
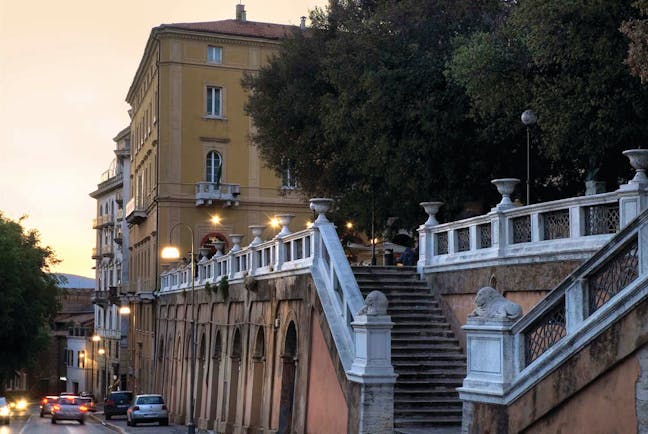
245 0 648 235
0 213 60 389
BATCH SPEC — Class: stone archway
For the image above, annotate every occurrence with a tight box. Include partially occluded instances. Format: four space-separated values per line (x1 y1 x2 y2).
209 329 222 427
249 327 265 429
195 331 207 424
278 322 297 434
226 328 242 433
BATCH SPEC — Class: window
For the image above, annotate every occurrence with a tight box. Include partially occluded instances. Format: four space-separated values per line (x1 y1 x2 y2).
78 351 85 368
206 86 222 117
208 46 222 64
282 160 297 189
206 151 223 184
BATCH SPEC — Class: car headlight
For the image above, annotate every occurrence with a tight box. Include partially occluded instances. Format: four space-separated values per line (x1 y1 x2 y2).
15 400 27 410
0 406 9 416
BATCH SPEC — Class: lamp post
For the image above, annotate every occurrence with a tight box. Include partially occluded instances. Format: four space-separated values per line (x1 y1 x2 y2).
161 223 196 434
521 109 537 205
98 347 107 400
92 335 100 397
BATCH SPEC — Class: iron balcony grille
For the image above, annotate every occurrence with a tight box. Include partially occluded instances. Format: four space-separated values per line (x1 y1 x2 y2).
542 209 570 240
457 228 470 252
588 236 639 314
584 204 620 235
478 223 492 248
512 215 531 244
436 232 448 255
524 299 567 365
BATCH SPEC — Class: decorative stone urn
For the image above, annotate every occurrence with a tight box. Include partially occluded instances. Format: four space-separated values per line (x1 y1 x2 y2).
276 214 295 238
419 201 444 227
491 178 520 210
229 234 244 253
623 149 648 184
309 198 334 225
249 225 265 246
212 240 225 257
198 246 212 259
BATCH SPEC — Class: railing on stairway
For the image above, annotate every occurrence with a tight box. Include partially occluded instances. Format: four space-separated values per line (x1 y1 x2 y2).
417 149 648 273
457 149 648 407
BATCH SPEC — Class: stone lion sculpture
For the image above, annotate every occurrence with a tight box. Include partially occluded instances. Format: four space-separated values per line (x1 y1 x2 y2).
469 286 522 320
357 290 388 316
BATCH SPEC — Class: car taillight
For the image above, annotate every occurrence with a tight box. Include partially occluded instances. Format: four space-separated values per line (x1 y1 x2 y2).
133 406 140 411
79 405 88 412
41 398 48 405
106 399 114 406
52 405 61 412
162 405 167 410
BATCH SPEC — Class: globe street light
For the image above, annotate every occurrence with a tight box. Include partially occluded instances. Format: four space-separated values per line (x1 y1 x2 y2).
521 109 537 205
161 223 196 434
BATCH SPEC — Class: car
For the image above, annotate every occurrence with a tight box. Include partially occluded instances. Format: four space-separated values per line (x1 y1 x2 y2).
78 396 96 412
40 396 59 417
126 394 168 426
9 397 28 415
0 397 10 425
104 391 133 420
51 396 88 424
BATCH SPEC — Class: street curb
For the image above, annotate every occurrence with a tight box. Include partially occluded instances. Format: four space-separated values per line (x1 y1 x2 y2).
89 413 125 434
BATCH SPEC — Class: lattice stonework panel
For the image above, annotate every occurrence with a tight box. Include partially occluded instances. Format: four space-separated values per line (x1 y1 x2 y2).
543 209 570 240
478 223 492 248
588 236 639 314
457 228 470 252
436 232 448 255
512 216 531 243
585 204 620 235
525 300 567 365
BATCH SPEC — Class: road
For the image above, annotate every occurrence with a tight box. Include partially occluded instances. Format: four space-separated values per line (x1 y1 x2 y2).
2 405 113 434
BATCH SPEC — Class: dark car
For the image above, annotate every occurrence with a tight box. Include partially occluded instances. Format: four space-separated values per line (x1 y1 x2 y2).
40 396 59 417
51 396 88 425
104 391 133 420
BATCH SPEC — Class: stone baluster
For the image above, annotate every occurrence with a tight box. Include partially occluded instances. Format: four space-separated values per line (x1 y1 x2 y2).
417 201 443 274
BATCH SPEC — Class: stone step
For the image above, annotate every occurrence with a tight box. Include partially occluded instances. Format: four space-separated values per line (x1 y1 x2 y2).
394 360 466 369
392 330 455 339
392 320 454 327
392 336 459 345
394 417 463 427
396 407 463 416
396 397 463 406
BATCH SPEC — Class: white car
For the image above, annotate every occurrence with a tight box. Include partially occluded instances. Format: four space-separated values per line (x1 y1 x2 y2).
0 397 10 425
126 394 169 426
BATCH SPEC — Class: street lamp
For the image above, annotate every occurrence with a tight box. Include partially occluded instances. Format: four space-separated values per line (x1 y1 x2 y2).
521 109 537 205
98 347 107 400
92 335 100 397
161 223 196 434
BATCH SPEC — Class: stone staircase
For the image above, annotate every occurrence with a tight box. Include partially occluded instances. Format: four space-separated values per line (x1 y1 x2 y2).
352 266 465 432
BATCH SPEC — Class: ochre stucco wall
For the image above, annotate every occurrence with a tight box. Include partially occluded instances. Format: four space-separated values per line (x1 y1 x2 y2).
305 310 348 433
522 353 639 434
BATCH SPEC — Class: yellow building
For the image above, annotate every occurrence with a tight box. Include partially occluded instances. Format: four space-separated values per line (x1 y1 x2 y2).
123 4 311 393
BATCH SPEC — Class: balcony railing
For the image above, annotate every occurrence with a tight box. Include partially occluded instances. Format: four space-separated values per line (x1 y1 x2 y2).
92 214 115 229
101 245 114 257
91 247 99 259
418 191 625 273
195 182 241 207
125 197 146 224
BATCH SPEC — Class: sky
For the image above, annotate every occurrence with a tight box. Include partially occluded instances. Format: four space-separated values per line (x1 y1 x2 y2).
0 0 327 278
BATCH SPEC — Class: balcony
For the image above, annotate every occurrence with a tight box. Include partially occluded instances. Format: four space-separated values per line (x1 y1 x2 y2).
115 191 123 205
114 227 123 244
91 247 100 259
101 245 114 258
93 286 120 306
195 182 241 207
116 209 123 220
92 214 114 229
125 197 147 224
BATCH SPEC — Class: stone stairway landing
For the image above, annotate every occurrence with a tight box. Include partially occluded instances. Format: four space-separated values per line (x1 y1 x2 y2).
352 266 465 432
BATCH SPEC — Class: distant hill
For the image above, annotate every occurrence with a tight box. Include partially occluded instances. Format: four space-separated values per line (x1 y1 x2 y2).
56 273 94 289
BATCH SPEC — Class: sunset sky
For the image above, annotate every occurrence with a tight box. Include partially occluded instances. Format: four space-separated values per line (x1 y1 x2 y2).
0 0 326 278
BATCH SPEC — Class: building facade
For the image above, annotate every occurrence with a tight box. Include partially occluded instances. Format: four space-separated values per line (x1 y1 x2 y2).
89 127 131 399
122 4 312 394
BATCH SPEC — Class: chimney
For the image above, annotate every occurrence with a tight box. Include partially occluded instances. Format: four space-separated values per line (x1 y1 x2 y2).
236 4 247 22
300 16 306 30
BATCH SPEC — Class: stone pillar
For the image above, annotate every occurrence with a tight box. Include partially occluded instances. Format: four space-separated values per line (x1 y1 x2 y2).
458 287 523 433
346 291 397 434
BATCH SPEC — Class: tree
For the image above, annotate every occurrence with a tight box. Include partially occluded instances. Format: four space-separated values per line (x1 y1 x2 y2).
621 0 648 82
245 0 504 233
0 213 60 390
448 0 648 199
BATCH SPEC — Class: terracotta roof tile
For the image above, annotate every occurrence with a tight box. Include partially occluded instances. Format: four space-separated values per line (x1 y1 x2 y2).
159 19 300 40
